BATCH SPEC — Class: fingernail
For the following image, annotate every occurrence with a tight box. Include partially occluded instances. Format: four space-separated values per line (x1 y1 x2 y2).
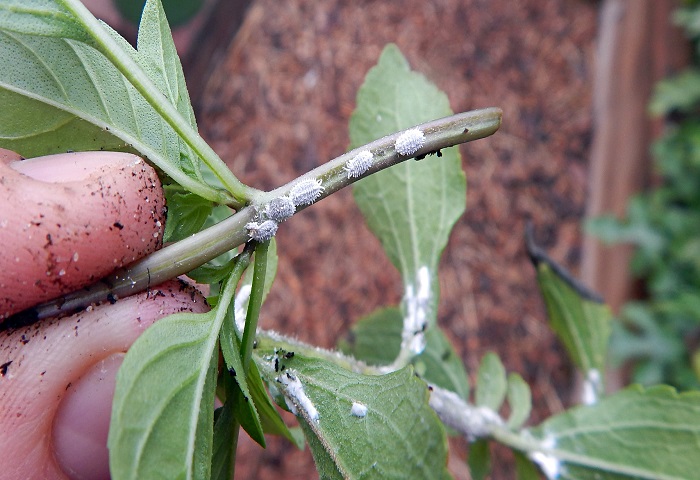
10 152 142 183
53 353 124 480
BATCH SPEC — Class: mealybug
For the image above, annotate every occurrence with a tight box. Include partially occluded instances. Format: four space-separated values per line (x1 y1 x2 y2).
245 220 278 242
264 196 296 222
345 150 374 178
289 178 324 206
350 402 368 418
395 128 425 156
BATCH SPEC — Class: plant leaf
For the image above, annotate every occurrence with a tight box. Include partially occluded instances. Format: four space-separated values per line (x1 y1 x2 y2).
513 451 542 480
475 352 507 411
506 373 532 430
248 359 305 449
415 328 470 401
219 307 265 447
211 402 235 480
339 307 470 399
0 0 234 204
467 439 491 480
0 1 89 41
349 44 466 331
533 259 612 384
338 307 403 365
108 311 220 480
256 350 452 479
527 385 700 480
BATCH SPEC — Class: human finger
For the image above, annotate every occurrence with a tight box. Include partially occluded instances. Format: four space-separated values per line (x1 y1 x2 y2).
0 150 165 321
0 280 208 480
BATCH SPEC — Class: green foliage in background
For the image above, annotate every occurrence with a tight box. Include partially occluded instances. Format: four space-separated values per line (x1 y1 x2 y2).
588 2 700 390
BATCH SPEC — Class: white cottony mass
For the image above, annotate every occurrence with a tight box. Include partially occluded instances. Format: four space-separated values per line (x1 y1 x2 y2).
394 128 425 156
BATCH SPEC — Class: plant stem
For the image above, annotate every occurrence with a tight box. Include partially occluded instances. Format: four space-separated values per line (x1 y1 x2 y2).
14 108 501 322
256 107 502 207
240 241 269 371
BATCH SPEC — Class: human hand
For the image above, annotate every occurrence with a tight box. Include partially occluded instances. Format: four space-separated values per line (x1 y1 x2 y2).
0 149 208 480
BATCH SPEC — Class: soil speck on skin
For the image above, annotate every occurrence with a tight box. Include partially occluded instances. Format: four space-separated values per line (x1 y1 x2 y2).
1 360 12 376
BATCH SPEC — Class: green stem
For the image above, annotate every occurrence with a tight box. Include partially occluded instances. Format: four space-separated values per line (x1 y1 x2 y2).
256 107 502 206
241 241 269 371
17 108 501 322
61 0 258 206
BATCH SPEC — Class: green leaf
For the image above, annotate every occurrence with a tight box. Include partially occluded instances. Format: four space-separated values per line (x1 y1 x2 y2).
257 351 451 479
0 1 89 41
109 251 251 479
415 328 470 401
339 307 470 399
533 260 612 384
116 0 204 28
506 373 532 430
527 385 700 480
338 307 402 365
248 359 305 449
467 439 491 480
349 44 466 332
0 0 244 204
475 352 507 411
163 187 214 243
649 69 700 116
513 451 542 480
233 239 278 322
218 307 265 447
211 402 235 480
108 311 220 480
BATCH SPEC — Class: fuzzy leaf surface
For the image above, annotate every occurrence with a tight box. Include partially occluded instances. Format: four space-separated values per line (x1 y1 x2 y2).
527 386 700 479
535 261 612 378
506 373 532 430
349 44 466 329
475 352 507 411
257 350 451 479
108 311 220 480
0 0 229 203
339 307 469 399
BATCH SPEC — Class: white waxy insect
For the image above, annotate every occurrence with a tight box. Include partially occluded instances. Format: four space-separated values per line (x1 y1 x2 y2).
278 371 319 423
344 150 374 178
264 196 296 222
394 128 425 156
289 178 324 207
245 219 278 242
350 402 368 418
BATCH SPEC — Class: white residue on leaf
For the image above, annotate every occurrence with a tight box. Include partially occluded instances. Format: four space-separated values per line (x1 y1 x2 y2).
350 402 368 418
233 284 252 331
402 266 431 355
582 369 601 405
529 434 561 479
278 371 319 423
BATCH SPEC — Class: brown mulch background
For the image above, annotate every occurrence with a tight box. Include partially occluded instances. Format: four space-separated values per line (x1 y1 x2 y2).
193 0 598 477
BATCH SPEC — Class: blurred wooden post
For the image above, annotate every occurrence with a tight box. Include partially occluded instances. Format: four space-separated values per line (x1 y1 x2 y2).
582 0 688 313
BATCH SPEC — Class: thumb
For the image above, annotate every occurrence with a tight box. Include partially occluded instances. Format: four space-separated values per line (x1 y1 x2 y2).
0 280 208 480
0 150 165 321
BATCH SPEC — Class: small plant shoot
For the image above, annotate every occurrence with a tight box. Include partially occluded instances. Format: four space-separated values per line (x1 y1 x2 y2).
1 1 699 479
